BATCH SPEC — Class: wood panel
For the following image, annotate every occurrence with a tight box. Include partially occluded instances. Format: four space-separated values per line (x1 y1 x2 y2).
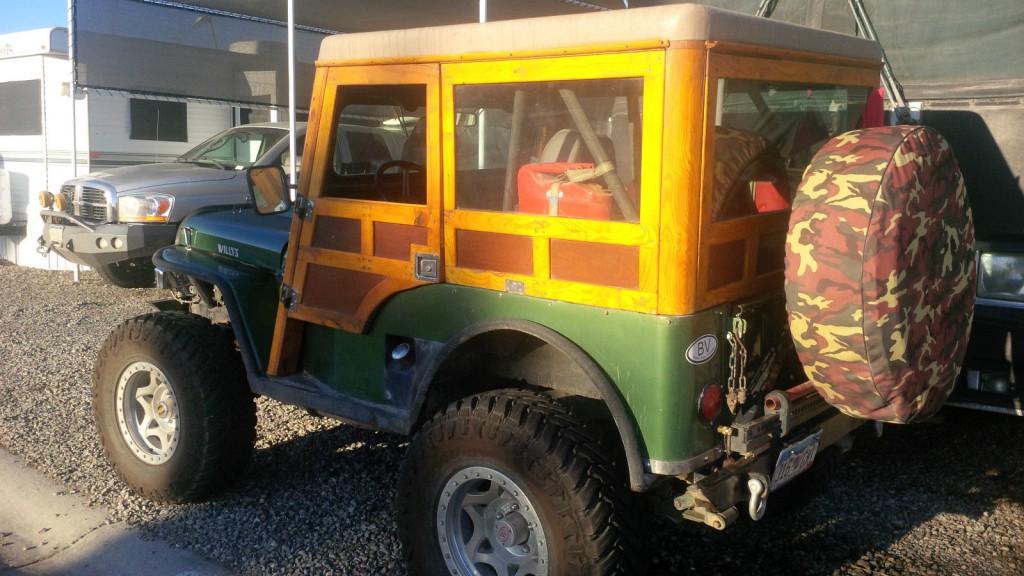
312 216 361 254
456 229 533 275
549 239 639 289
756 230 787 276
658 46 706 315
374 222 428 261
706 238 746 291
269 65 329 376
302 265 386 315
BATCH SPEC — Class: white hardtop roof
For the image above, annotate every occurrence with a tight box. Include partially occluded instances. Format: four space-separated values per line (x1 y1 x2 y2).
319 3 881 63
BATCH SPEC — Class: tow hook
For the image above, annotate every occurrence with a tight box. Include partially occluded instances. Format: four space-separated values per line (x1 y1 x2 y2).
747 473 769 521
36 236 52 256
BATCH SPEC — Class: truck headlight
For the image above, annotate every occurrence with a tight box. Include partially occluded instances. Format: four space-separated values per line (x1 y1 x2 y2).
978 252 1024 303
117 194 174 223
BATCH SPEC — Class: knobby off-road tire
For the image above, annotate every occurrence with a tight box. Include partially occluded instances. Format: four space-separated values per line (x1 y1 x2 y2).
92 312 256 502
95 257 156 288
399 389 644 576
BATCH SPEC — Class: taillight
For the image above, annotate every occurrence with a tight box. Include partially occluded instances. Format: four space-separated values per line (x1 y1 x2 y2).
698 383 723 423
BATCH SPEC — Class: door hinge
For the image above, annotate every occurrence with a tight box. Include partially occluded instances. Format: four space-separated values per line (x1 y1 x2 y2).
293 195 315 220
280 284 300 310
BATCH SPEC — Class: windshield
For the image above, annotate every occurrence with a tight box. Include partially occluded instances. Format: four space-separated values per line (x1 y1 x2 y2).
178 127 287 169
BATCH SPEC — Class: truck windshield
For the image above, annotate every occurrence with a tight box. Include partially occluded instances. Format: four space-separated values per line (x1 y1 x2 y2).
178 127 288 169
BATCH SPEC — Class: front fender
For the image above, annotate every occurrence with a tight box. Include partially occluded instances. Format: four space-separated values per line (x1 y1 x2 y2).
153 246 281 382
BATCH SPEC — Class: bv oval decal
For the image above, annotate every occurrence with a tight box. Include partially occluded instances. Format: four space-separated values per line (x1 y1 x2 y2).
686 334 718 365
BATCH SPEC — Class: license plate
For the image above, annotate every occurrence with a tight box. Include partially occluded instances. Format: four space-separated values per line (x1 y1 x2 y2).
770 429 822 491
48 225 64 245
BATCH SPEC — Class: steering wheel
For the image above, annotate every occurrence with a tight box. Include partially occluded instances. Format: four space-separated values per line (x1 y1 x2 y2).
373 160 424 202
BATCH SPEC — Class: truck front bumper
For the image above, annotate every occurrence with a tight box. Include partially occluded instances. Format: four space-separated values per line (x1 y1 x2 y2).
38 211 177 268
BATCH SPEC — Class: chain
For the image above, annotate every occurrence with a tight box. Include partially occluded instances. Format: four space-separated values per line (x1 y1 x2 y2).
725 314 749 414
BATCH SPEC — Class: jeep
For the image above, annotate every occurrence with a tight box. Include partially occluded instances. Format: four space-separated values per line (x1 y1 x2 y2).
91 5 975 574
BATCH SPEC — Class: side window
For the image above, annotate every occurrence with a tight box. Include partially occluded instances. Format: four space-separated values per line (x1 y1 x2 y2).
324 84 427 205
711 79 868 221
0 80 42 135
129 99 188 142
453 78 643 222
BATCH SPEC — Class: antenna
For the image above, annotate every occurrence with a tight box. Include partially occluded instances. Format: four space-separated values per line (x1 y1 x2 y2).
155 107 160 164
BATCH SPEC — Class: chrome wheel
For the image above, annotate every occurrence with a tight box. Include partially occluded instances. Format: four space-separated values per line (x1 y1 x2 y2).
115 361 179 464
437 466 549 576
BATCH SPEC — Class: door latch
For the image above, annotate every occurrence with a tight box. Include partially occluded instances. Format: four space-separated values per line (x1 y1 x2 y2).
415 253 440 282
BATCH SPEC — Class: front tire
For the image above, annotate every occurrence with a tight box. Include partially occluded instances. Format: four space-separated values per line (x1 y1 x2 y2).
95 257 155 288
92 312 256 502
398 389 643 576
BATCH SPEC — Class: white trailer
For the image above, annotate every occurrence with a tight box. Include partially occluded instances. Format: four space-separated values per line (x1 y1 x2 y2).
0 27 252 270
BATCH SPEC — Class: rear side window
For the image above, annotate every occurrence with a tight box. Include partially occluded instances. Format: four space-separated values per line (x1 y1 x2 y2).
453 77 643 222
0 80 42 135
711 79 868 221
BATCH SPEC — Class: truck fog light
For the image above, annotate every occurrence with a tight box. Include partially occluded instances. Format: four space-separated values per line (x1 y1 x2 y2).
38 191 54 208
112 237 124 249
97 237 109 249
698 383 723 423
53 194 69 212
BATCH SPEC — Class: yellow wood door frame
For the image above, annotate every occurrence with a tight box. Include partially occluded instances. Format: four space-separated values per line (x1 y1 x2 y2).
268 63 442 376
440 51 665 314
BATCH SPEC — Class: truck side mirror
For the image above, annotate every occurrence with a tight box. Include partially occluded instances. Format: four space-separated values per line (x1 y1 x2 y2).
248 165 291 215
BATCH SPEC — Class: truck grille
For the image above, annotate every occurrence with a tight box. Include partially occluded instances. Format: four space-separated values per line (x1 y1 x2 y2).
75 187 111 222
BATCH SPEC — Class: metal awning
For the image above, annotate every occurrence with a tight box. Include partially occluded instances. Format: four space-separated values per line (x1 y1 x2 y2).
103 0 638 192
172 0 640 33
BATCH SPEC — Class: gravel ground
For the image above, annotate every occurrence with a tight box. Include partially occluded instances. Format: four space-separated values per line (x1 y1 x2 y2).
1 262 1022 575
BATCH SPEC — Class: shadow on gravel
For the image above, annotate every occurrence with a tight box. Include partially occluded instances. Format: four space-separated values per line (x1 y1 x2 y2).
122 405 1023 576
134 409 409 575
649 408 1024 576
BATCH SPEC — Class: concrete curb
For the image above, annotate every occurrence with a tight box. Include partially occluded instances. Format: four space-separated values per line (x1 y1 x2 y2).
0 448 233 576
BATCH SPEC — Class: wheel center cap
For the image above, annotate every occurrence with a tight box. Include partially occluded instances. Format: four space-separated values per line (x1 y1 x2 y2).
494 512 529 547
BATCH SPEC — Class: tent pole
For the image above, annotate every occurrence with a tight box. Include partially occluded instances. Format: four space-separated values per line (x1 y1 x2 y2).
477 0 487 170
287 0 298 199
68 0 80 283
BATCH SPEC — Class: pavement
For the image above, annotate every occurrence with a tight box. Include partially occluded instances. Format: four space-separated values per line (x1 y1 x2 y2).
0 448 232 576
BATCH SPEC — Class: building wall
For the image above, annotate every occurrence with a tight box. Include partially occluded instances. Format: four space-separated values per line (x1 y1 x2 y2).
87 92 232 167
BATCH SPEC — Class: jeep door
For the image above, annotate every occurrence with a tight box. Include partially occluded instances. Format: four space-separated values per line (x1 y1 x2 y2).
269 64 441 375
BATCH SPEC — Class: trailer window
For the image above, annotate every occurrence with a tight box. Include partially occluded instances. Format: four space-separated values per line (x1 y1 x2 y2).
711 79 868 221
130 99 188 142
0 80 42 136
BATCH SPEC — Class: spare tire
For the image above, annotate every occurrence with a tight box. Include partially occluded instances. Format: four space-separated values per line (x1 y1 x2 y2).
785 126 976 423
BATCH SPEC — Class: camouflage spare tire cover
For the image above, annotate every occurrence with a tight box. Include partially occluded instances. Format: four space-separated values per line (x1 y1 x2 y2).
785 126 976 423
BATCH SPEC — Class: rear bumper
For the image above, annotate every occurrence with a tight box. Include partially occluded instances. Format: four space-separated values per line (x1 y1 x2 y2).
674 387 865 530
39 212 177 268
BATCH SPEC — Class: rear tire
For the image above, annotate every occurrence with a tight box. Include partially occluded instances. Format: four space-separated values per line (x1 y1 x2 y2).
92 312 256 502
95 257 155 288
398 389 644 575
